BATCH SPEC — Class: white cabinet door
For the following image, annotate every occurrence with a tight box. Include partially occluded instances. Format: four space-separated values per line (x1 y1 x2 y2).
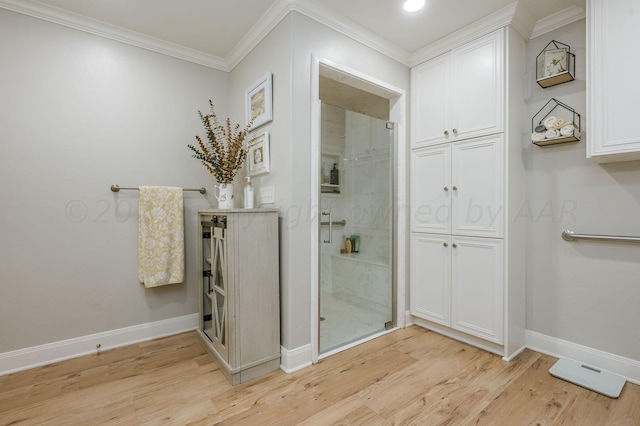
451 236 503 343
451 31 504 141
412 54 451 147
411 145 451 234
411 136 503 237
451 135 504 237
410 233 451 325
411 29 503 148
587 0 640 160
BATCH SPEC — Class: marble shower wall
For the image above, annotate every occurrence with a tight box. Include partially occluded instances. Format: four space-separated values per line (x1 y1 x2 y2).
320 103 392 315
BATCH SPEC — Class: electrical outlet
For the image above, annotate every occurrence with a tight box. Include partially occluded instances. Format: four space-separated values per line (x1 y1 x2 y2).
260 186 275 204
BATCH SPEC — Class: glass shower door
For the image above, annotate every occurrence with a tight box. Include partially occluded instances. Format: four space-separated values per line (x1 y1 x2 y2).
319 103 394 354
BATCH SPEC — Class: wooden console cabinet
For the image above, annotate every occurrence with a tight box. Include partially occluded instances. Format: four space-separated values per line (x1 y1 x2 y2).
197 209 280 385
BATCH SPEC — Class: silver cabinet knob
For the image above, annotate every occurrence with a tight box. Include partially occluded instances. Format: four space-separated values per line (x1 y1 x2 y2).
443 242 448 247
452 243 457 248
444 186 449 191
453 128 458 135
452 186 458 191
444 130 449 137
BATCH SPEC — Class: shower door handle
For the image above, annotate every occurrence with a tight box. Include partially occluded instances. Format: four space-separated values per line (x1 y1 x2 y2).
322 211 332 243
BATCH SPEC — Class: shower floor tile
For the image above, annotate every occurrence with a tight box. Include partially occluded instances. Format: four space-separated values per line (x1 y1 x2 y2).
320 293 389 353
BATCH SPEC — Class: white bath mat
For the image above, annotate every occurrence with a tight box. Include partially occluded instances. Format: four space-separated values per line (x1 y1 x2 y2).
549 358 626 398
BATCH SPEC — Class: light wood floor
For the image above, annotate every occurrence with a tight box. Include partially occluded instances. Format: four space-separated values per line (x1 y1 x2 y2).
1 327 639 425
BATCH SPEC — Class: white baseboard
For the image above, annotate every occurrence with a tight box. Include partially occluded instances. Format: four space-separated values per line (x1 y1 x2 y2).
404 310 414 327
0 313 199 376
503 344 527 362
280 344 312 373
526 330 640 386
6 314 637 389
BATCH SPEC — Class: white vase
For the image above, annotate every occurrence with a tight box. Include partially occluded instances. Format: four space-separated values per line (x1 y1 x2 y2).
214 183 234 209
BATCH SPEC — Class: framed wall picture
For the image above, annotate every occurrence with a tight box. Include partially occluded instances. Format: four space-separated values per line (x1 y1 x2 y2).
245 72 273 129
543 48 567 77
247 132 270 177
535 40 575 88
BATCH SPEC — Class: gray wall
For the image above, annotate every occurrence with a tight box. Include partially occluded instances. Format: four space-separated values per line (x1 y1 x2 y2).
0 8 222 352
6 5 636 369
0 8 410 359
225 14 296 348
230 12 410 352
524 19 640 361
286 13 409 350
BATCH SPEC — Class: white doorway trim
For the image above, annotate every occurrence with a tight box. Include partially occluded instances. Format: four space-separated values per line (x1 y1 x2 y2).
310 55 407 364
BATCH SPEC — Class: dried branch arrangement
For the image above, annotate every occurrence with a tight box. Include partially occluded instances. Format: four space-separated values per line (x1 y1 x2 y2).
188 100 252 184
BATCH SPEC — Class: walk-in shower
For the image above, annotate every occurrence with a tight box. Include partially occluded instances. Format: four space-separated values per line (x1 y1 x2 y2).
319 101 394 354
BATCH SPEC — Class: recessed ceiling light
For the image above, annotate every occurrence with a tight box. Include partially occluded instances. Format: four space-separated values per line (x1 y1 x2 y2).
403 0 425 12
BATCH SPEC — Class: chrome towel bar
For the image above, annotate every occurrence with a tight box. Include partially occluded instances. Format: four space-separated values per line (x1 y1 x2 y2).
562 229 640 243
111 184 206 194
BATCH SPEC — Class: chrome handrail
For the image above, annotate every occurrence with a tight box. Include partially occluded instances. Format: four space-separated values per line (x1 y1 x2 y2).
562 229 640 243
320 220 346 227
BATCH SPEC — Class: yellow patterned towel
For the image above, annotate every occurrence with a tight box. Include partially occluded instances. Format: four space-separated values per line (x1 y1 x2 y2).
138 186 184 287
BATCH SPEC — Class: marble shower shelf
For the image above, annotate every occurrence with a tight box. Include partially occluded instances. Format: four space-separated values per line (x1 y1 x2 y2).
333 253 390 268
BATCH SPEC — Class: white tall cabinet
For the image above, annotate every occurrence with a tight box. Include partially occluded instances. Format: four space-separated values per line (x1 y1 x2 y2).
412 31 503 148
587 0 640 161
412 135 504 237
410 26 526 359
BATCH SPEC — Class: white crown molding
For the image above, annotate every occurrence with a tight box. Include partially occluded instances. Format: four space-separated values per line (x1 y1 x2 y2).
0 0 229 70
409 1 519 66
0 0 410 71
226 0 292 70
509 1 536 41
286 0 411 66
0 0 586 76
408 2 586 66
530 5 586 39
0 314 198 376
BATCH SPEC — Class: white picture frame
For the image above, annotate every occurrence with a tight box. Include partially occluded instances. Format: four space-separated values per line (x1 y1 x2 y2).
245 72 273 129
247 132 270 177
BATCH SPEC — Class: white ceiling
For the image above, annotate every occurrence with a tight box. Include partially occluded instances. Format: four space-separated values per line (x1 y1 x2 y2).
319 0 585 52
10 0 586 64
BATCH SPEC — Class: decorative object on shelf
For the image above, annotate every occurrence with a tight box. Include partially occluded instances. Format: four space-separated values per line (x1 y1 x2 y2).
531 98 581 146
322 162 331 184
214 183 234 208
536 40 576 88
245 72 273 129
187 99 253 208
321 154 341 194
338 234 361 254
330 163 339 185
351 234 360 253
243 177 254 209
247 132 270 177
